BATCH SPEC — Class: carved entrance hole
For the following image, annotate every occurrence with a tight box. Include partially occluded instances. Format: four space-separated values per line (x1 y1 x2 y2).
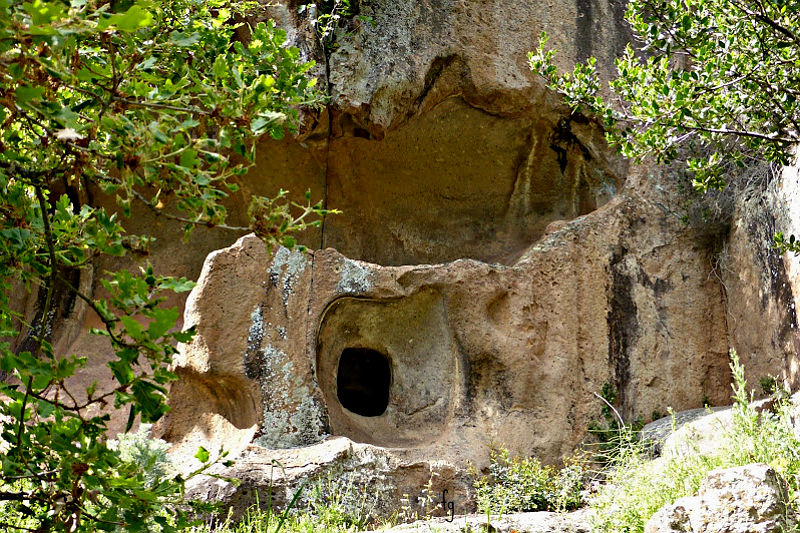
318 290 456 446
337 347 391 417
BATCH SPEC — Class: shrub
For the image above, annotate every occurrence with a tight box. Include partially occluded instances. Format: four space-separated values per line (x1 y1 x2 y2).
587 382 644 468
192 475 377 533
473 447 586 515
111 424 176 490
588 432 715 532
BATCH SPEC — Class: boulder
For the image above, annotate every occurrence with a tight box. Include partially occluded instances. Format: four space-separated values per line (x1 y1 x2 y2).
363 509 592 533
184 436 465 525
643 407 733 458
696 464 788 533
644 464 789 533
645 496 699 533
642 398 780 459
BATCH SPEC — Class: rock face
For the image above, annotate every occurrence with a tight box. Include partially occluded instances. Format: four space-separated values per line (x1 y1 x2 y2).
720 162 800 391
26 0 642 439
644 464 789 533
165 175 734 461
161 177 734 511
318 0 631 265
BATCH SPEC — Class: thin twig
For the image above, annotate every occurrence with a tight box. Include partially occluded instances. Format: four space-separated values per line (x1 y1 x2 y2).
730 0 800 48
0 491 52 503
111 95 208 115
126 186 250 231
77 506 127 527
1 469 59 481
0 521 40 532
53 273 135 349
592 392 626 428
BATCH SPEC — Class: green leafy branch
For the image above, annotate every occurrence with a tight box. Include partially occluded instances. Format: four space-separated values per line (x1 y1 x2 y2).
0 0 331 529
530 0 800 192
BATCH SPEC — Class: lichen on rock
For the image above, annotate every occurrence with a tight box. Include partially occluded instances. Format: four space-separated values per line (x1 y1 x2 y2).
336 258 373 294
269 246 309 308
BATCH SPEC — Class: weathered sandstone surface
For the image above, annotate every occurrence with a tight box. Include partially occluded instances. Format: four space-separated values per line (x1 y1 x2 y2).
164 172 736 511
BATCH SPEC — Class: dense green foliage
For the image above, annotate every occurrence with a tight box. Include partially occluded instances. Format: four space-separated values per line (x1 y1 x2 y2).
530 0 800 194
0 0 327 530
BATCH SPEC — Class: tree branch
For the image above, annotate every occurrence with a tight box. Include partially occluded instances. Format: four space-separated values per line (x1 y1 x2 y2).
0 521 40 532
15 184 60 456
111 95 209 115
729 0 800 48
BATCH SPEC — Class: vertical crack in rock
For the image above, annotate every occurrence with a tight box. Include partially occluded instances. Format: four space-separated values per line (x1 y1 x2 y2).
607 247 635 412
322 84 333 249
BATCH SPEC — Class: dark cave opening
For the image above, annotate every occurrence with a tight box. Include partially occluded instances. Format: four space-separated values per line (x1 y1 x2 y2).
337 347 391 417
